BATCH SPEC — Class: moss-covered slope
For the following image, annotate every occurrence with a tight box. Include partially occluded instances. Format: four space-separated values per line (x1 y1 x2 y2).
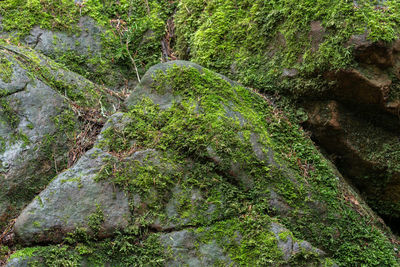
174 0 400 230
175 0 400 95
7 62 399 266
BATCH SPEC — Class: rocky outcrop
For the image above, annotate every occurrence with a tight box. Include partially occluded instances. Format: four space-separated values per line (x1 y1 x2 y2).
0 42 118 233
300 35 400 227
173 0 400 236
1 1 399 265
8 61 399 266
326 36 400 114
20 16 128 89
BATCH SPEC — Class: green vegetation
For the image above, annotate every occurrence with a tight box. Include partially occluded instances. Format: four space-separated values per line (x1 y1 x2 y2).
0 0 177 85
0 98 19 129
0 0 79 37
10 231 167 266
174 0 400 236
87 204 105 235
0 245 10 264
175 0 400 95
0 54 13 83
195 216 283 265
2 0 400 265
95 65 398 265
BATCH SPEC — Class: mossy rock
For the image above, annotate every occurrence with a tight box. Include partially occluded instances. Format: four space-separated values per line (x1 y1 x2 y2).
11 61 399 266
0 42 119 232
173 0 400 233
174 0 400 98
8 217 334 266
0 0 177 87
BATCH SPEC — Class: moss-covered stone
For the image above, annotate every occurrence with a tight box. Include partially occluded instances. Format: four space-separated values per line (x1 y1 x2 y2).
0 0 177 87
174 0 400 96
174 0 400 235
10 62 399 266
0 54 13 83
0 41 120 233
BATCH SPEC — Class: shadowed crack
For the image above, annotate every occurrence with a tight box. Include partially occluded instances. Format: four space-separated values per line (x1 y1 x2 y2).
0 82 29 98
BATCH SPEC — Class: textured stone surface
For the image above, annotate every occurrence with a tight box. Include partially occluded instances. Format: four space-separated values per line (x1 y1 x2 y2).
159 230 233 266
14 148 130 244
6 61 398 266
304 100 400 221
0 50 73 228
24 17 102 57
0 43 119 231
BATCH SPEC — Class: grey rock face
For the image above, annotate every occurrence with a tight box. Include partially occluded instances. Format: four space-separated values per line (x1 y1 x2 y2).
14 148 130 244
24 17 102 57
5 256 41 267
270 222 325 261
0 43 119 230
0 51 73 227
0 54 30 95
160 230 233 266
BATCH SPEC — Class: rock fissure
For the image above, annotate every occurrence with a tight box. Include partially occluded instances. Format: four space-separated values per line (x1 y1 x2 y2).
0 83 28 98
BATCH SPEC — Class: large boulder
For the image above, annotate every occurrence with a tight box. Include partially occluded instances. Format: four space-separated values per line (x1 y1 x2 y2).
0 42 118 232
173 0 400 232
13 148 131 245
9 61 399 266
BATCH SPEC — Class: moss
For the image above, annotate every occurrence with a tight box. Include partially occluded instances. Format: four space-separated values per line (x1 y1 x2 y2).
87 204 105 235
9 246 44 260
0 0 177 85
6 63 399 266
278 230 292 242
32 221 41 228
175 0 400 96
0 44 105 109
0 0 80 37
34 196 44 208
0 98 19 129
9 231 167 266
95 65 398 265
0 245 10 263
0 54 13 83
52 108 77 139
195 215 286 265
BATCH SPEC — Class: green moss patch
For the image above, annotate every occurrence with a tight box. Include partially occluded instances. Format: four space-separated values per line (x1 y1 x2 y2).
175 0 400 95
0 0 177 85
0 54 13 83
95 64 399 265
